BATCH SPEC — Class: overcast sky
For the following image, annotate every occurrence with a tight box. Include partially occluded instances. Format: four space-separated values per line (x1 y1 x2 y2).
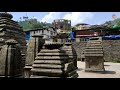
9 12 120 26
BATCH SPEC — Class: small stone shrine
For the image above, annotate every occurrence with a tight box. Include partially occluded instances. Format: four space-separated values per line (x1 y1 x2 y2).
0 39 23 78
61 42 78 69
24 35 45 78
84 37 105 72
30 42 78 78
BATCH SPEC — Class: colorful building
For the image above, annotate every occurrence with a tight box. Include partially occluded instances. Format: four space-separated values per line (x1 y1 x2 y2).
73 24 120 41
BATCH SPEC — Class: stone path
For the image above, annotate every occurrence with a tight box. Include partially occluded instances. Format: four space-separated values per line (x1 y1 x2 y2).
77 61 120 78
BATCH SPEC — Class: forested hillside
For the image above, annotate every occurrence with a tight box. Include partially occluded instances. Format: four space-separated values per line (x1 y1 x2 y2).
18 18 52 31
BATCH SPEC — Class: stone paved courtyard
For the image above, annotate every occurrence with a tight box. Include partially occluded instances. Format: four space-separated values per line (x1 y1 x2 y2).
77 61 120 78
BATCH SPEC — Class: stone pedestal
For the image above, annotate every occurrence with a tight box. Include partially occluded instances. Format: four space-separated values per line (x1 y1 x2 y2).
30 43 78 78
0 39 23 78
24 35 45 78
84 40 105 72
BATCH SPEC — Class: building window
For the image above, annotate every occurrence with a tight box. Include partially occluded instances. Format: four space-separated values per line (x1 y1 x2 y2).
68 21 71 24
42 30 44 34
36 31 38 33
39 30 41 33
34 31 35 34
51 31 53 35
60 19 64 22
60 26 63 29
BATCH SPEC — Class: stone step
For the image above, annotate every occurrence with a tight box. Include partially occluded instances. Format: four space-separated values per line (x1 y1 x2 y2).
84 54 104 56
37 53 74 56
86 44 102 47
31 68 63 74
0 21 21 28
24 66 32 69
85 49 103 51
62 48 73 50
0 24 22 30
32 64 63 69
88 41 101 43
34 60 64 64
30 75 61 78
37 53 67 56
40 49 61 53
0 18 18 24
85 47 102 49
84 51 103 54
35 56 69 60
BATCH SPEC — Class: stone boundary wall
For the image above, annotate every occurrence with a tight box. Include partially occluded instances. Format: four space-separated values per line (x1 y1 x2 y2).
73 40 120 62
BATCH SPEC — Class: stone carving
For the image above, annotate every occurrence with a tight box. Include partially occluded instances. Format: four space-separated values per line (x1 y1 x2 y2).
30 42 78 78
0 39 23 77
84 37 105 72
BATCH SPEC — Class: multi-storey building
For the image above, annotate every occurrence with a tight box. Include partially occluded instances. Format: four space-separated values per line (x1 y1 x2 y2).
52 19 71 31
25 27 57 42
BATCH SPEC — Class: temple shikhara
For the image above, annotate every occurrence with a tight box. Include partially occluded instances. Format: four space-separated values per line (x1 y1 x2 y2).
0 12 27 77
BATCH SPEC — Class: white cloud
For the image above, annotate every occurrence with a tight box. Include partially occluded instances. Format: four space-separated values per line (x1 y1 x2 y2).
41 12 65 23
63 12 94 26
41 12 94 26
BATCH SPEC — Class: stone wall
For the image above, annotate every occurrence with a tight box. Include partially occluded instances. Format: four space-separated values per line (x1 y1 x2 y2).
73 40 120 62
102 40 120 62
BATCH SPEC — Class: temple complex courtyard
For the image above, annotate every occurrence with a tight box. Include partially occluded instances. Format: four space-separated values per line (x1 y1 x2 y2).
77 61 120 78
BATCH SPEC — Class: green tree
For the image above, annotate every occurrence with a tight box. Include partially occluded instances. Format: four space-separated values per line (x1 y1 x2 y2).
18 18 52 31
104 18 120 28
104 21 113 26
114 18 120 26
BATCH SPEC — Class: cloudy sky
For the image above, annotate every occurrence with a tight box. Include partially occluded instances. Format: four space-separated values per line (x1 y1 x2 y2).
9 12 120 26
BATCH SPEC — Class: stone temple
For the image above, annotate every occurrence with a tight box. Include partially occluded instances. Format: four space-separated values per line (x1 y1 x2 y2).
84 37 105 72
0 12 27 55
30 42 78 78
0 39 23 77
0 12 27 68
61 42 78 69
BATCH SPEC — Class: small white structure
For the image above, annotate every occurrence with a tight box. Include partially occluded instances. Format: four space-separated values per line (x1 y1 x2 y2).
75 23 90 30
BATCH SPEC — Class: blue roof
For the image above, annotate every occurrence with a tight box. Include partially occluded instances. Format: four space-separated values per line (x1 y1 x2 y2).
102 35 120 39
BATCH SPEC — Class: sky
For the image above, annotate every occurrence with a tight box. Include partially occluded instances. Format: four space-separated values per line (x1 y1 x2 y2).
9 12 120 26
